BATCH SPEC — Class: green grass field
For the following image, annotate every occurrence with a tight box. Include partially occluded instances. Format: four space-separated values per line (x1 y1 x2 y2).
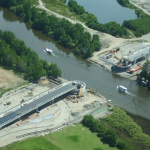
1 124 118 150
0 137 61 150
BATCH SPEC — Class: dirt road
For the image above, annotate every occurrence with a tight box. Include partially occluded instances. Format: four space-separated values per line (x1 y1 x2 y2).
38 0 150 65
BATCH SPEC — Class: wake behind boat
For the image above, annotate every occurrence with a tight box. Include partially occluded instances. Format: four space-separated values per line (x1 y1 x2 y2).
117 85 127 93
44 47 53 54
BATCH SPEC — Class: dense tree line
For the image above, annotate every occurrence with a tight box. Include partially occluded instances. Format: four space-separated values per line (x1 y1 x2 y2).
117 0 150 37
123 18 150 37
104 106 150 147
116 0 130 7
0 30 61 81
137 61 150 90
0 0 102 59
68 0 85 15
82 114 135 150
68 0 128 37
87 21 127 37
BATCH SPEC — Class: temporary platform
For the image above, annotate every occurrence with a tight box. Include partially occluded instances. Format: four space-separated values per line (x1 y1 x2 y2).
123 46 150 63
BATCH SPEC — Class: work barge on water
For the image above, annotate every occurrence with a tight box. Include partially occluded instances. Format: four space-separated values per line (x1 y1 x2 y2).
99 43 150 74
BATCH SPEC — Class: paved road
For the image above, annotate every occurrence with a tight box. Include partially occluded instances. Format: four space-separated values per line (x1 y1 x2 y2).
0 100 71 148
0 82 75 128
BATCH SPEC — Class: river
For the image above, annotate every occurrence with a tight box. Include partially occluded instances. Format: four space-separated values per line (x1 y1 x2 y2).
66 0 137 24
0 7 150 120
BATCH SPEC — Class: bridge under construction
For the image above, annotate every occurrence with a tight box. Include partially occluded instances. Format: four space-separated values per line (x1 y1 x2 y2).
0 81 86 129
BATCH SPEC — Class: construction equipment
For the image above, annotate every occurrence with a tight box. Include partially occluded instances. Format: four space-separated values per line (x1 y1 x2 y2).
4 101 11 106
20 99 25 103
87 88 97 94
129 36 145 73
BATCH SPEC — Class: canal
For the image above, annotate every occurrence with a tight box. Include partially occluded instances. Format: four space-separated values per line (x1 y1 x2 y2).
0 7 150 120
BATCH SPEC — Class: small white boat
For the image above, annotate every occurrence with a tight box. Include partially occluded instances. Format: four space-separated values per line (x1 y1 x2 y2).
44 47 53 54
117 85 127 93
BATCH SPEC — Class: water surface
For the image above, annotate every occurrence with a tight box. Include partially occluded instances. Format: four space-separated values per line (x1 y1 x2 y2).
0 8 149 120
66 0 137 24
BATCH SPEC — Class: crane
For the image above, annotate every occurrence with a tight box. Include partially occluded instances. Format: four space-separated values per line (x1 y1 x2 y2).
129 36 146 73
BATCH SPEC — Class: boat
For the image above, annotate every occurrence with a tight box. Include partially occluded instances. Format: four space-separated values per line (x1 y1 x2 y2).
112 61 131 73
44 47 53 54
116 85 127 93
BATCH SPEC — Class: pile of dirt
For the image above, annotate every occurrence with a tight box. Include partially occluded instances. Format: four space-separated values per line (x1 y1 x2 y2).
38 77 49 84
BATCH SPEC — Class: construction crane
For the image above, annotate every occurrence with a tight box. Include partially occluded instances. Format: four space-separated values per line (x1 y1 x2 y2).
129 36 146 73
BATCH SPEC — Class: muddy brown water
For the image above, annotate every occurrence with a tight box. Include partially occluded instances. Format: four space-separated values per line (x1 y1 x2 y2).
0 8 150 121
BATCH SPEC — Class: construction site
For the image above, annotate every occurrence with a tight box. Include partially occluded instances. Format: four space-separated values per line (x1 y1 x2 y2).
98 41 150 78
0 77 110 147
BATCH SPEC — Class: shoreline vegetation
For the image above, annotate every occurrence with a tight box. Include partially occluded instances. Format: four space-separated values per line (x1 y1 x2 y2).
0 0 149 112
0 0 102 59
1 107 150 150
83 106 150 150
0 0 149 122
0 1 150 149
0 30 61 81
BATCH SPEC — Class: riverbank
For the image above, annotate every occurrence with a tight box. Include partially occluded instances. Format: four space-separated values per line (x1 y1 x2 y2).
37 0 150 79
0 67 111 147
127 111 150 136
88 0 150 79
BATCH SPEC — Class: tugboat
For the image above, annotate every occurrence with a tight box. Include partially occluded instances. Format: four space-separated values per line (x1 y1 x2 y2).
116 85 127 93
44 47 53 54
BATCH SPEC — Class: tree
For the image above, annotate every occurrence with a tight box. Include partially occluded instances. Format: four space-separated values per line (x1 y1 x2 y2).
116 140 128 149
53 28 65 40
1 31 16 45
102 129 117 147
16 4 24 17
24 11 31 22
97 123 108 137
82 115 95 128
59 34 73 48
48 64 61 78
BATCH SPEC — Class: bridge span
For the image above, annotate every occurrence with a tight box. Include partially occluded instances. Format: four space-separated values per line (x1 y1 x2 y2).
0 81 79 129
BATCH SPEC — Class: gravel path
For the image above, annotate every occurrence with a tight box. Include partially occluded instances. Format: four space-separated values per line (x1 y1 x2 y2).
37 0 150 66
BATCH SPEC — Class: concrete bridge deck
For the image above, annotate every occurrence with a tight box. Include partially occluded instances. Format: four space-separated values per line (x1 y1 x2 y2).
0 82 76 129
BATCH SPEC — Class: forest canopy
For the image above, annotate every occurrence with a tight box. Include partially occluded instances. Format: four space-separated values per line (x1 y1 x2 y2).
0 30 61 81
0 0 102 59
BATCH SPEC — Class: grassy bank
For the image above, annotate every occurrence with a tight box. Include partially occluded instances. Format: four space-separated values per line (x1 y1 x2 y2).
31 0 97 25
127 112 150 136
101 106 150 150
1 124 118 150
39 0 74 18
0 67 28 98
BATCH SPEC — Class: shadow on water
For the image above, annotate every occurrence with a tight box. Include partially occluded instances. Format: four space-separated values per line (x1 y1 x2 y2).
1 7 22 23
1 7 80 57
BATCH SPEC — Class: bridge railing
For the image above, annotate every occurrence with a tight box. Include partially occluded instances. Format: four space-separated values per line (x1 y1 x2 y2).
0 84 76 129
0 82 68 118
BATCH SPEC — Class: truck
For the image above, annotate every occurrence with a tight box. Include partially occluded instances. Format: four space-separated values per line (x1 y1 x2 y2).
4 101 11 105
